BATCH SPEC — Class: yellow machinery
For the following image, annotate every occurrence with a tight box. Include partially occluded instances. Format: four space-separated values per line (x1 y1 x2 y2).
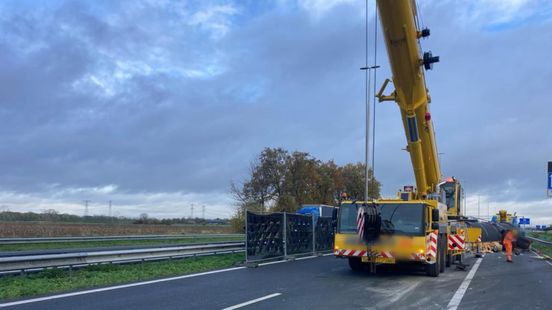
334 0 475 276
498 210 515 223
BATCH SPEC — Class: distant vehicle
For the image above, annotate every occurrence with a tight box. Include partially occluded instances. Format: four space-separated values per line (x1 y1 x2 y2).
297 204 335 221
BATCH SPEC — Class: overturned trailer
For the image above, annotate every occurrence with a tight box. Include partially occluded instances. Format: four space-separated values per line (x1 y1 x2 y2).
465 221 531 249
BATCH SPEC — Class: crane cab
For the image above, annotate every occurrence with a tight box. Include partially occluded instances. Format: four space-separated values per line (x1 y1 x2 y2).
334 199 449 276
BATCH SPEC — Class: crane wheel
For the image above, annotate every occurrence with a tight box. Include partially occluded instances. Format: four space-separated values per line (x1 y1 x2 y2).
426 261 439 277
348 257 363 272
446 253 452 267
439 237 446 273
426 243 440 277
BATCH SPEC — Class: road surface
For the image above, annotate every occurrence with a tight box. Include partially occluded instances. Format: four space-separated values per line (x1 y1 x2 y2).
2 251 551 309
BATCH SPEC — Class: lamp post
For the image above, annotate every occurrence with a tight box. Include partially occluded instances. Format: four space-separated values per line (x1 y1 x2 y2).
360 65 380 201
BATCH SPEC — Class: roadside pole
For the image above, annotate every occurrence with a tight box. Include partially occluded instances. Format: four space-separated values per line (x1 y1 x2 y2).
245 207 248 265
312 215 316 256
283 212 287 259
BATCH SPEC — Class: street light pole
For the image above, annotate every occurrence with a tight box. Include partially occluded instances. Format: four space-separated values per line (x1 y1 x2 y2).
360 65 380 201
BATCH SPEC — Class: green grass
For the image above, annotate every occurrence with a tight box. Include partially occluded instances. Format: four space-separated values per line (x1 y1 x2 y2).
0 237 243 252
0 253 244 301
529 231 552 257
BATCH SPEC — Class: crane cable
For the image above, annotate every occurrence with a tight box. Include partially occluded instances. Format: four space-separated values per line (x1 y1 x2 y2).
364 0 370 201
371 0 378 195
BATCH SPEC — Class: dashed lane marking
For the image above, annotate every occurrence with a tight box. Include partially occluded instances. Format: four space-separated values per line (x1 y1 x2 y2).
1 254 333 307
222 293 282 310
446 257 483 310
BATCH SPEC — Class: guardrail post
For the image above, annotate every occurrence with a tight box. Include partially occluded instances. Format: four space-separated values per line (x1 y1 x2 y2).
283 212 287 259
312 214 316 256
245 209 249 265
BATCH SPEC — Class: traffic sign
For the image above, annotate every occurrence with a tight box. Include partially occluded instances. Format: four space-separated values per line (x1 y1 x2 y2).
519 218 530 225
547 162 552 198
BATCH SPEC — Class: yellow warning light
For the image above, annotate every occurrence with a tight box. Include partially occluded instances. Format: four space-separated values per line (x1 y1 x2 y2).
418 249 425 254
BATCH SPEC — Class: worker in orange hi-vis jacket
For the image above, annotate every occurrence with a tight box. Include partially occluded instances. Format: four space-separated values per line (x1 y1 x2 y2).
503 230 515 263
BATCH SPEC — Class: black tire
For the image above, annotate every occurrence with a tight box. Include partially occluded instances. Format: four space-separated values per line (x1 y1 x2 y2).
439 246 447 273
457 252 464 264
439 237 446 273
516 237 531 250
446 253 452 267
426 245 440 277
348 257 363 271
426 260 439 277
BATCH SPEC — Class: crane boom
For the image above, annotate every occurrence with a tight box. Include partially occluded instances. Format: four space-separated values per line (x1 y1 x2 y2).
333 0 474 278
376 0 441 197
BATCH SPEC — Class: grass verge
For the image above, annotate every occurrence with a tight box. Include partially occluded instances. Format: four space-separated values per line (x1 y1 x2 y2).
529 231 552 257
0 237 243 252
532 243 552 257
0 253 244 301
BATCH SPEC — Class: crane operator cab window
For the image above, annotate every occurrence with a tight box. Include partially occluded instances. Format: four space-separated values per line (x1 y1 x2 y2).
442 182 456 211
338 203 425 236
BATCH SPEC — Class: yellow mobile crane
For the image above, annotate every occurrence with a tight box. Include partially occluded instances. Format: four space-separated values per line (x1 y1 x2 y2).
333 0 474 276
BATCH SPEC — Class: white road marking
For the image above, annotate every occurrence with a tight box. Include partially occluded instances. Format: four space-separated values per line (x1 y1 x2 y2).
0 266 246 308
0 254 331 308
446 258 483 310
257 260 288 266
257 253 332 266
531 250 552 267
222 293 281 310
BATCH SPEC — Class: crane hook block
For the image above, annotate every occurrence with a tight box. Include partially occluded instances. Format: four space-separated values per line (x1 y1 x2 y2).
423 51 440 70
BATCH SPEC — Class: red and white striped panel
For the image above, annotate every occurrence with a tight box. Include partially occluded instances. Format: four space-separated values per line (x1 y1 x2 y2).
379 251 393 258
334 249 367 257
427 233 438 258
410 253 425 261
448 234 465 250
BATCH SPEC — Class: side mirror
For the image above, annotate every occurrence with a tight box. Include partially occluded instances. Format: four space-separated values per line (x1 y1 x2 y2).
431 209 439 222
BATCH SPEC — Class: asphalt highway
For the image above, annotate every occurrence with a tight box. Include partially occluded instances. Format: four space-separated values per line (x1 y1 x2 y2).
2 251 551 309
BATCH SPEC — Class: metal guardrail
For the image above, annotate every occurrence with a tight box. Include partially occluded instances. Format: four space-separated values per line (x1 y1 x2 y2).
0 234 244 245
0 242 244 274
528 236 552 246
0 240 247 258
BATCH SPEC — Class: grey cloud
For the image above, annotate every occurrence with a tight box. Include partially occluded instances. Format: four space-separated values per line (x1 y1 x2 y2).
0 0 550 218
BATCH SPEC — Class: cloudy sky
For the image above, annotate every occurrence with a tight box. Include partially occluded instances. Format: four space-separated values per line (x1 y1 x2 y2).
1 0 551 223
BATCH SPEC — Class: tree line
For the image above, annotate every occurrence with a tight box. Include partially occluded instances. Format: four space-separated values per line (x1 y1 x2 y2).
0 210 228 226
230 147 380 230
